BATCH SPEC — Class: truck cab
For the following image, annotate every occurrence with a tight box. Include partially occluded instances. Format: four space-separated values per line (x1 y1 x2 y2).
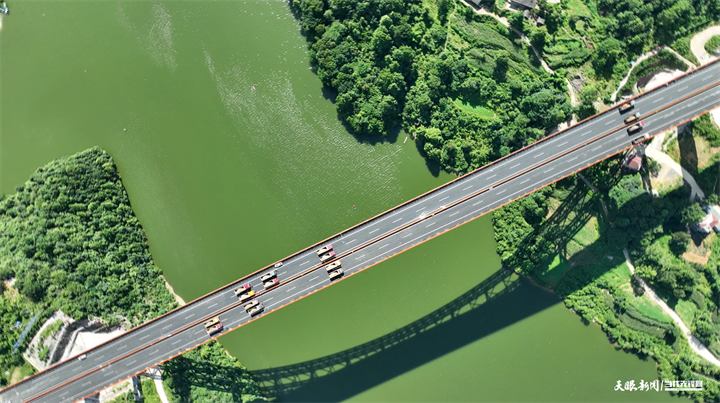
263 277 279 289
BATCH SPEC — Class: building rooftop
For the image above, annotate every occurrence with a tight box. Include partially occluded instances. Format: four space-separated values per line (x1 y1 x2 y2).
625 155 643 171
510 0 538 9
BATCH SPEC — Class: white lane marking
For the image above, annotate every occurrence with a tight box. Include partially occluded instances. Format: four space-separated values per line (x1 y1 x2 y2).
369 228 379 234
534 152 544 158
473 200 484 206
128 359 137 365
449 211 460 217
439 196 449 202
60 391 69 397
688 100 699 107
286 287 297 292
300 261 310 266
463 185 473 191
677 85 688 92
345 238 357 245
591 145 602 152
140 335 150 341
72 367 82 372
279 271 286 275
702 75 713 82
359 147 618 268
426 222 437 228
401 233 413 239
118 344 127 350
82 381 92 387
309 276 319 281
652 96 665 104
497 189 507 195
392 218 403 223
355 254 367 260
172 339 183 345
97 355 105 360
520 178 530 184
416 207 425 212
545 167 554 173
579 131 591 137
558 141 568 147
379 244 389 249
568 156 578 162
184 313 195 320
209 303 218 309
488 174 497 179
604 120 613 126
509 163 520 169
49 376 59 382
265 297 274 301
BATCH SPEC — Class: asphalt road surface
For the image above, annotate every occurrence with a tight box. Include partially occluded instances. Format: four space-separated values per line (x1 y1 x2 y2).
3 60 720 403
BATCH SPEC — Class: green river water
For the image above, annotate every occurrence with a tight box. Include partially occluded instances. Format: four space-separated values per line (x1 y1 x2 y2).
1 1 677 401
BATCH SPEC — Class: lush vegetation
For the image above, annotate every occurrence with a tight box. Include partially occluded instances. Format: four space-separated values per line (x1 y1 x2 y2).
493 155 720 401
705 35 720 54
163 341 265 403
0 147 176 323
618 50 687 94
693 112 720 147
292 0 571 173
0 148 265 401
534 0 720 111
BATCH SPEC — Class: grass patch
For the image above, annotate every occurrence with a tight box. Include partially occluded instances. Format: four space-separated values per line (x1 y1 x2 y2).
39 320 63 343
630 294 674 324
705 35 720 55
573 216 599 247
453 98 495 118
675 299 698 328
666 135 681 164
566 0 592 20
4 361 35 386
538 253 569 286
142 379 162 403
452 13 536 74
602 262 632 289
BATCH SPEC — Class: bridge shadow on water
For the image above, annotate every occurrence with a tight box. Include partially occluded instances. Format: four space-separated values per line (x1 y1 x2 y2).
173 164 684 402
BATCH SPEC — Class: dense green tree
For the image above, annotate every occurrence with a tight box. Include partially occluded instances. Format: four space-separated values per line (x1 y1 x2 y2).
681 204 706 226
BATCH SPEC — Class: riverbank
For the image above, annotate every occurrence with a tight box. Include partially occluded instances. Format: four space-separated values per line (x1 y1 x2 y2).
493 164 720 401
0 148 265 402
162 275 186 307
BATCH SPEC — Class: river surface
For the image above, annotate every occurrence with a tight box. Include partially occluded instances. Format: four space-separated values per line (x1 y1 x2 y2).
1 1 676 401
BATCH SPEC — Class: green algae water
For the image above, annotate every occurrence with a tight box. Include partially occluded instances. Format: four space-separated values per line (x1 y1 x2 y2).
1 1 676 401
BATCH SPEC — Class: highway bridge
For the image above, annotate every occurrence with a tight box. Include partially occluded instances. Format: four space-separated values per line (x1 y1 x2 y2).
3 58 720 403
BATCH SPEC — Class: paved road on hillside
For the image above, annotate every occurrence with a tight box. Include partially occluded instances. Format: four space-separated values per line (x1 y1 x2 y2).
3 60 720 403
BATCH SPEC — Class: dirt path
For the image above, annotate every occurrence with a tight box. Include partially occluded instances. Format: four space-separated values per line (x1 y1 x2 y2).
645 146 705 201
690 25 720 65
623 249 720 368
611 46 695 102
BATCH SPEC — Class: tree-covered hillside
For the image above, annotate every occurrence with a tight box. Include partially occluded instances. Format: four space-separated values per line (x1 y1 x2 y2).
292 0 571 173
0 148 265 401
0 147 175 323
